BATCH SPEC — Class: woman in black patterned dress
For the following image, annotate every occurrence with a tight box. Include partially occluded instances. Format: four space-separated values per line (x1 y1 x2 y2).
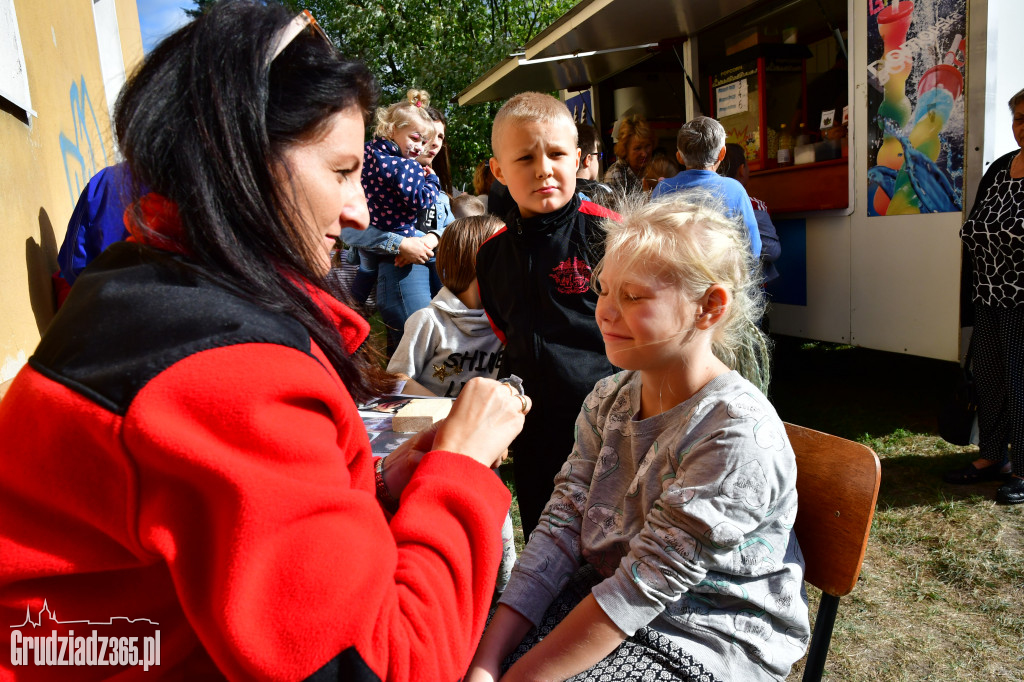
943 87 1024 504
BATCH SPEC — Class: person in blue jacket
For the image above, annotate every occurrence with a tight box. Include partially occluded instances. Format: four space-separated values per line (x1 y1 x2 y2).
651 116 761 258
55 163 133 301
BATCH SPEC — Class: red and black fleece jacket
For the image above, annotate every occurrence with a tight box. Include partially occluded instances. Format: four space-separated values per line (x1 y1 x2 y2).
0 242 510 681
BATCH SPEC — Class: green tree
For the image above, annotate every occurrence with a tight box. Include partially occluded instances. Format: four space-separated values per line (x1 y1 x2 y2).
189 0 578 190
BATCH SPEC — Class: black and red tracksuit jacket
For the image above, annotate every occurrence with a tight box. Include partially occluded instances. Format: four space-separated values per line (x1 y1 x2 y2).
475 195 620 533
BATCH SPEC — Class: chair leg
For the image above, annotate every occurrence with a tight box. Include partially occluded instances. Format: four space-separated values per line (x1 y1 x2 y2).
802 593 840 682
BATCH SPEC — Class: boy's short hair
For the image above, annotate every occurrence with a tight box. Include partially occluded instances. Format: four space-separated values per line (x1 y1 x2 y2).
576 123 601 155
437 214 504 294
677 116 726 169
491 92 577 156
451 193 486 219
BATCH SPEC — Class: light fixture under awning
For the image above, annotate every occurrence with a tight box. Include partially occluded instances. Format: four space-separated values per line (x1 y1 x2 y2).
456 0 761 106
457 44 658 106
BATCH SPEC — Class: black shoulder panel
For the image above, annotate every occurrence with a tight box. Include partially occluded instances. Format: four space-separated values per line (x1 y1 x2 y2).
303 646 382 681
31 243 312 415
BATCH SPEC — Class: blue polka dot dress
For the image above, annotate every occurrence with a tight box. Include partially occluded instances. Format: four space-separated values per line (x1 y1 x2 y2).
362 137 440 238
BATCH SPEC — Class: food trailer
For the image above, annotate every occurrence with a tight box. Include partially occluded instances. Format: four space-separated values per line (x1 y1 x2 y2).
458 0 1023 362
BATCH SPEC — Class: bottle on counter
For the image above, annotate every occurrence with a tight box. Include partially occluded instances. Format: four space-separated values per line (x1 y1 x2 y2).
777 124 793 167
795 122 812 147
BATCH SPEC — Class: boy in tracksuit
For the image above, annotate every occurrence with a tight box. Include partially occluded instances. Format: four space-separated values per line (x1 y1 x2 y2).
476 92 620 537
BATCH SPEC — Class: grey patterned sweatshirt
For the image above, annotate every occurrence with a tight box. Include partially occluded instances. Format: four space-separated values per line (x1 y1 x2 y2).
499 370 810 681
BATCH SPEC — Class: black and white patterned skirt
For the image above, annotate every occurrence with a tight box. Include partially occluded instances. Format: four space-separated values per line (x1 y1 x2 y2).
499 566 722 682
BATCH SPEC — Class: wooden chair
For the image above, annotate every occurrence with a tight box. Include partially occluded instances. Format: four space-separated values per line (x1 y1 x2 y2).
785 423 881 682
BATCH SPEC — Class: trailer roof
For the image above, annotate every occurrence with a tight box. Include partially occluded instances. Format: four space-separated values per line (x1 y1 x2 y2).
457 0 760 105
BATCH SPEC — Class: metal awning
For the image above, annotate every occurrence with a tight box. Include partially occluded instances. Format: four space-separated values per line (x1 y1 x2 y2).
457 0 760 106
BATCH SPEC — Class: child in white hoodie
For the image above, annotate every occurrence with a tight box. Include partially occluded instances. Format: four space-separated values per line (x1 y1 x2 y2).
388 213 515 593
388 214 504 397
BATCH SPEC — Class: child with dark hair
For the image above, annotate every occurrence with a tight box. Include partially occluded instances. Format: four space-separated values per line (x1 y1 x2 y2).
719 142 782 283
388 213 518 594
576 123 615 208
388 214 504 398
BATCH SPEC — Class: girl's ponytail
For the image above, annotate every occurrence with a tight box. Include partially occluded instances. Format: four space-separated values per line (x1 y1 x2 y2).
374 88 434 139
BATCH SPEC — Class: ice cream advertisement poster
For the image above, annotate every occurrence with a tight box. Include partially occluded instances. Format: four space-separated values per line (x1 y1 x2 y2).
867 0 966 217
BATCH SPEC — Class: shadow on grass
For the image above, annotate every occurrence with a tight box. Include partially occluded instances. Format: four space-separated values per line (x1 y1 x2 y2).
768 334 960 440
875 451 1003 509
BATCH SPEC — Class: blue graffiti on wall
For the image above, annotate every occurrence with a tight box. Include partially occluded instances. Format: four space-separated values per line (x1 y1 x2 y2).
58 76 109 207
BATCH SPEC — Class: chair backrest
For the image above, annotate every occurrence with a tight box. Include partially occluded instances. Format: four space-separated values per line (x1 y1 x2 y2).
785 423 881 681
786 422 880 597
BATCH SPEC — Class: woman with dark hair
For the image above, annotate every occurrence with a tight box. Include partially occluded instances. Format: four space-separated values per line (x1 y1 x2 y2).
0 2 530 679
422 105 453 195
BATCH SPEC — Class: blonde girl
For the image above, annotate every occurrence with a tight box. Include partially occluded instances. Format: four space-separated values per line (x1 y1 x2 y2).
344 89 441 351
468 192 810 682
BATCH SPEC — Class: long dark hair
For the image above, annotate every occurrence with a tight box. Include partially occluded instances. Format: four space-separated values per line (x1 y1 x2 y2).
114 0 391 402
425 106 453 195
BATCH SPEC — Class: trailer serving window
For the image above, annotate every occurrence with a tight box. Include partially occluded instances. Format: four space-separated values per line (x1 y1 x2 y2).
699 0 850 214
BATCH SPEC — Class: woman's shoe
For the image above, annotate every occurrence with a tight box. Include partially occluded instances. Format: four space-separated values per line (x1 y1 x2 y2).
942 460 1008 484
996 477 1024 505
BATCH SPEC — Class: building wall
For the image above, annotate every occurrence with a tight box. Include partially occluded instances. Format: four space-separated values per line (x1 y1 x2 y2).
0 0 142 392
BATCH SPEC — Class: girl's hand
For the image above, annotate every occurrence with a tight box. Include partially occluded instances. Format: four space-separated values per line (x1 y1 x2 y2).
422 164 436 176
463 663 500 682
395 236 433 266
379 425 439 499
432 378 530 469
467 604 535 682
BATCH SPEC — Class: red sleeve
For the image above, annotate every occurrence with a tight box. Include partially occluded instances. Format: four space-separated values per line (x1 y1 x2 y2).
124 342 510 681
579 199 620 220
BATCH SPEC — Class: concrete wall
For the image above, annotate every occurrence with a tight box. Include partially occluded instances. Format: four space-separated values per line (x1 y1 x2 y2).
0 0 142 390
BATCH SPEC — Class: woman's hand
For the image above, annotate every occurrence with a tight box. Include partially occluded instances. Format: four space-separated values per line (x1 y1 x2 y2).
395 236 433 267
432 377 531 469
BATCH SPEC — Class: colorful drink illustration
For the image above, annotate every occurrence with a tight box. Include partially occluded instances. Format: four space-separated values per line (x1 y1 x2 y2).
868 0 964 216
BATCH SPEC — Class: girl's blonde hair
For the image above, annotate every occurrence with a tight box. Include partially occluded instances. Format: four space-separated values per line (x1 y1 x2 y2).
373 89 435 140
595 191 771 391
